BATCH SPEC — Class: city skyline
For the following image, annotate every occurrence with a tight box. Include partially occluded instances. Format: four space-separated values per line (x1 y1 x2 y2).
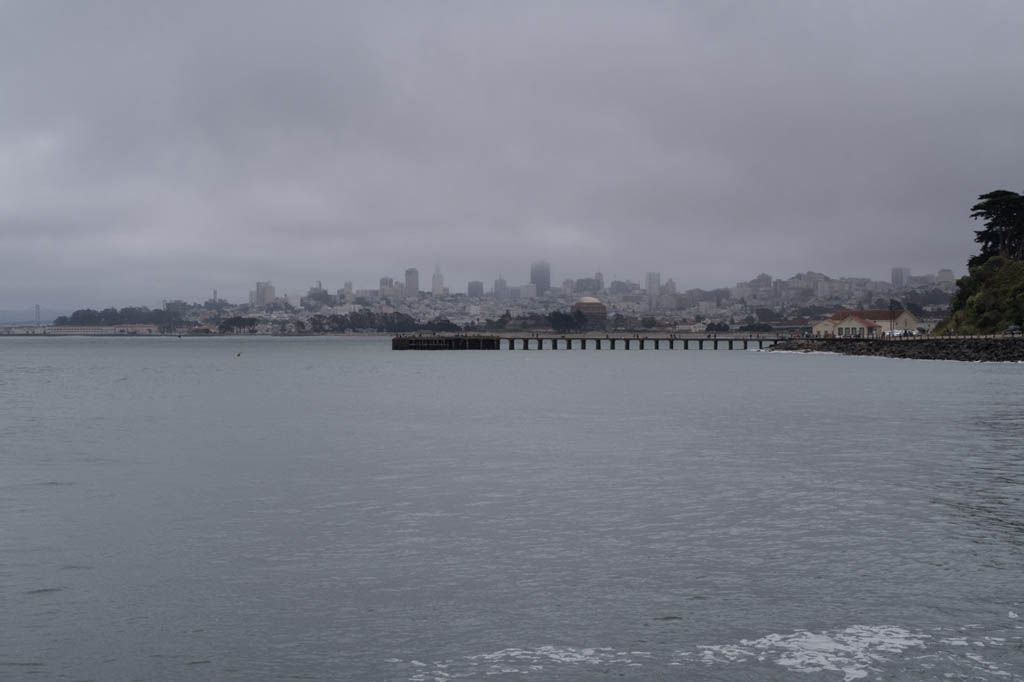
2 259 962 312
4 259 958 332
7 262 960 318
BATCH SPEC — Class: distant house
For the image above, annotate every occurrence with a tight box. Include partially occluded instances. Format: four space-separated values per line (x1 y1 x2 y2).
812 309 919 338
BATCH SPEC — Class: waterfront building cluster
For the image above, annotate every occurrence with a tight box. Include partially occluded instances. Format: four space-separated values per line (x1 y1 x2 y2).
3 263 956 336
221 263 953 331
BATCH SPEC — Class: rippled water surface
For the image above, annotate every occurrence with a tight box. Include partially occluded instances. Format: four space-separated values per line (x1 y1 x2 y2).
2 336 1023 680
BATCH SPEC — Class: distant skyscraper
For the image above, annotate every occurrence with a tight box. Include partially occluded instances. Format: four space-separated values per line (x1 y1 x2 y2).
562 279 575 295
494 275 509 302
249 281 276 307
594 272 604 291
467 280 484 298
432 265 445 296
530 261 551 296
891 267 910 288
405 268 419 299
645 272 661 311
520 283 537 299
379 277 394 297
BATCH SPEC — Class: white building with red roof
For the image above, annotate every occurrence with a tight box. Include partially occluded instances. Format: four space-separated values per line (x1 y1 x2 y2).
812 309 919 338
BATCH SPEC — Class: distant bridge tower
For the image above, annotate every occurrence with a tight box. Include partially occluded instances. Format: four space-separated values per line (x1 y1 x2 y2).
35 304 40 327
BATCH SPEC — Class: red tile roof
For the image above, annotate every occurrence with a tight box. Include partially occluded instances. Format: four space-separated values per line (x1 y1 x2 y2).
837 314 882 328
828 309 905 322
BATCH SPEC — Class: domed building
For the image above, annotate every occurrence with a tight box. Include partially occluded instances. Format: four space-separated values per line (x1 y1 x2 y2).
572 296 608 329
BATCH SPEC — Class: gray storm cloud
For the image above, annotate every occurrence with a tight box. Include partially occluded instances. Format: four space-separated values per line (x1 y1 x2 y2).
1 1 1022 307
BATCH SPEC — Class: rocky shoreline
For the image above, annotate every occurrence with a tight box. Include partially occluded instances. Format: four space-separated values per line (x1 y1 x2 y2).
770 337 1024 362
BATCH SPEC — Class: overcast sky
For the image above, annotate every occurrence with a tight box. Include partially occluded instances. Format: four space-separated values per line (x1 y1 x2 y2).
2 1 1023 308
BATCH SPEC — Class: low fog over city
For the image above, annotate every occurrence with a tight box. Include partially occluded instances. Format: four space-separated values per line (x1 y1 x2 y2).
2 2 1023 309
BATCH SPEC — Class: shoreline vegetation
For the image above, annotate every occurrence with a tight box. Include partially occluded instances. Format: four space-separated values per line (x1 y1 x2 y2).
935 190 1024 335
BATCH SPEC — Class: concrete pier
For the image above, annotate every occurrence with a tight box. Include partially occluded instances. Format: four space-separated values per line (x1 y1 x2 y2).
392 335 500 350
393 333 786 351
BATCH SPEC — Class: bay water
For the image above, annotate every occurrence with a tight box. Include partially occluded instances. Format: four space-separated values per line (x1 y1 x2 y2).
2 336 1022 680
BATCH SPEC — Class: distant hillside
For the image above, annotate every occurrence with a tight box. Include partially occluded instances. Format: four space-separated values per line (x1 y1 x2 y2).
938 256 1024 334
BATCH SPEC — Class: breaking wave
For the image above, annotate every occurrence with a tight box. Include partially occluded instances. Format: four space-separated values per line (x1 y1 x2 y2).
387 622 1022 681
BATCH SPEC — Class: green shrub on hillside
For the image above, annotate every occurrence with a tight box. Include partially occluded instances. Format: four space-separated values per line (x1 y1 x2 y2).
939 257 1024 334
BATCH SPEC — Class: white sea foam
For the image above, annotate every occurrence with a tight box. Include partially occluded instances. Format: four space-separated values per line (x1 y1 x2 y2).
393 623 1022 680
400 645 652 680
686 625 930 681
469 646 607 665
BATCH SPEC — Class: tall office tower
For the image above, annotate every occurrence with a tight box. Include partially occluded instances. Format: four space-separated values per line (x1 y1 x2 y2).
594 272 605 291
891 267 910 288
494 275 509 302
212 289 218 303
562 279 575 295
405 268 419 299
432 265 445 296
467 281 484 298
254 281 275 306
530 261 551 296
379 277 394 297
520 283 537 299
645 272 661 311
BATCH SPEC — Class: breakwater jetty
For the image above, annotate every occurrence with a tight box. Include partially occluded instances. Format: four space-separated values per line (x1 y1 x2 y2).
771 336 1024 362
392 333 784 351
